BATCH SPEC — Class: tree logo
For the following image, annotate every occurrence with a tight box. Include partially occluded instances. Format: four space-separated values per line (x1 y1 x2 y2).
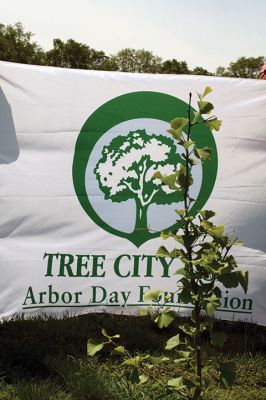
95 129 184 231
73 91 217 246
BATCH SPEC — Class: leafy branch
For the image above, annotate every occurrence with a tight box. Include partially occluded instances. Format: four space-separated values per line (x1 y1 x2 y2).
87 87 248 400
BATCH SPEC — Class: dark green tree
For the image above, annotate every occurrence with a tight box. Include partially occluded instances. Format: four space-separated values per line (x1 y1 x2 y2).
160 59 189 74
94 129 183 231
191 66 213 76
110 48 162 73
216 56 265 79
46 38 108 70
0 22 45 65
215 66 227 77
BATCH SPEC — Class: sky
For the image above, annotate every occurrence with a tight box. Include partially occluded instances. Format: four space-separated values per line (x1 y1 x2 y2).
0 0 265 72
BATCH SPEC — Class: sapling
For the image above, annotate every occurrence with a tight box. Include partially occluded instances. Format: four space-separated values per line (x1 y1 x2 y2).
87 87 248 400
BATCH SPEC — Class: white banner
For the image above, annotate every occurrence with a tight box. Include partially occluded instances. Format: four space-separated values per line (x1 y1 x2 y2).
0 61 265 325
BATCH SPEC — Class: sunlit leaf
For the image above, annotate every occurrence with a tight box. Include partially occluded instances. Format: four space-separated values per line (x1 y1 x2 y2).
87 340 104 356
199 210 216 220
183 140 194 149
175 267 186 276
149 356 170 365
174 351 191 360
198 100 214 114
167 128 183 141
194 147 212 161
198 86 213 100
170 248 181 258
165 334 180 350
178 323 196 336
160 231 171 240
151 308 176 329
138 374 149 385
156 246 170 257
112 346 126 355
102 329 120 340
123 356 140 367
175 209 185 216
144 289 163 302
206 118 222 131
168 377 186 390
170 117 189 130
205 293 220 315
139 306 152 316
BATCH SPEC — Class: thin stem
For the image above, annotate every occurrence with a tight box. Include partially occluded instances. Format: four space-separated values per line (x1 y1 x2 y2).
184 93 202 400
193 301 202 400
184 92 192 216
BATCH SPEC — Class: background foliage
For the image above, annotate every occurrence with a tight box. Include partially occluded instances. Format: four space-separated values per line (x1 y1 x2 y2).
0 22 265 78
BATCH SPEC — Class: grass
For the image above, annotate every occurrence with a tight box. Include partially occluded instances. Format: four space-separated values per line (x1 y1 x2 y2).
0 312 265 399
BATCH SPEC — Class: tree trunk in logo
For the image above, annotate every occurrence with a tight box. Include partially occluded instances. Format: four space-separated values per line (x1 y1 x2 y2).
134 200 148 232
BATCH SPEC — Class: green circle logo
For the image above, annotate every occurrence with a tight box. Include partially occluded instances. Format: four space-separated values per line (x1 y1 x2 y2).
73 91 218 247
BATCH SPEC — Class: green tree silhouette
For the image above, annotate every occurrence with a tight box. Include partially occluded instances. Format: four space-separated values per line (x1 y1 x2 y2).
94 129 183 231
0 22 45 65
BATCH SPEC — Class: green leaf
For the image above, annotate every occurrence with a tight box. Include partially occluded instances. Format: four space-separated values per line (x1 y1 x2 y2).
199 210 216 220
138 374 149 385
217 273 238 288
205 293 220 315
139 306 152 316
161 172 180 190
211 331 227 347
149 356 170 365
174 351 191 361
238 270 249 294
219 362 236 388
173 235 185 246
178 323 196 336
188 157 198 166
198 86 213 100
156 246 170 257
165 334 180 350
87 340 104 356
151 308 176 329
194 147 212 161
198 100 214 115
213 286 222 298
167 377 186 390
144 289 163 302
201 221 224 236
153 170 162 179
167 128 183 141
123 356 140 367
160 231 172 240
175 209 185 216
153 170 179 189
209 225 225 236
192 110 200 122
170 117 189 130
183 140 194 150
101 329 120 340
218 271 248 291
175 267 186 276
203 86 213 97
170 248 181 258
112 346 126 355
178 288 193 304
206 118 222 131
